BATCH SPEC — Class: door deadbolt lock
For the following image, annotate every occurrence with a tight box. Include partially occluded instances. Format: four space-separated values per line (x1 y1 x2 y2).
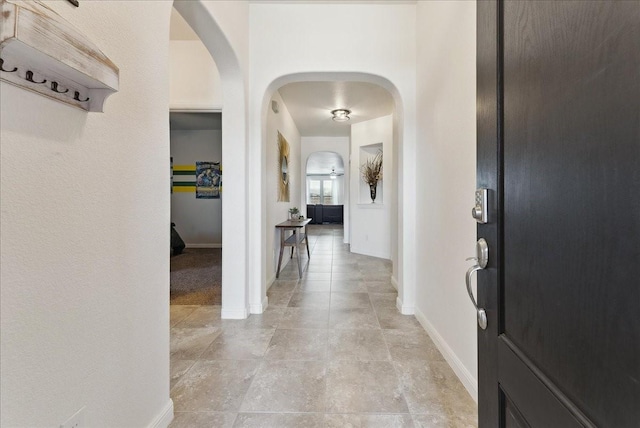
472 188 489 224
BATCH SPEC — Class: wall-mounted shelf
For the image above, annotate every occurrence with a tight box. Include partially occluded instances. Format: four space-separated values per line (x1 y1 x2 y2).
0 0 119 112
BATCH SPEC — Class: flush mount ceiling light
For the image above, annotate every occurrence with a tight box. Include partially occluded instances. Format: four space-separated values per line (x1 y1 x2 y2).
331 109 351 122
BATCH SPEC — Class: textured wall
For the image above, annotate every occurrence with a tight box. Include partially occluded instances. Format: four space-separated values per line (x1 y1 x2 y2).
170 40 223 110
415 0 479 400
0 1 173 425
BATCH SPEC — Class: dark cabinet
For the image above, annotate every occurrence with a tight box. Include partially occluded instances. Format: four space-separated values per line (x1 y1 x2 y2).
323 205 343 223
306 205 315 222
306 205 343 224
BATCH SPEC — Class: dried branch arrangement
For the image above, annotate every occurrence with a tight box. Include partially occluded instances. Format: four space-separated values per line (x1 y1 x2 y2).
360 150 383 186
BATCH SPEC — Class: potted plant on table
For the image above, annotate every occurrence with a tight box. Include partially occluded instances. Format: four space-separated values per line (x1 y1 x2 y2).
361 149 383 203
289 207 301 220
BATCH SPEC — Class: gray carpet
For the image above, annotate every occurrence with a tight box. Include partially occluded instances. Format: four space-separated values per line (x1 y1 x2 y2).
170 248 221 305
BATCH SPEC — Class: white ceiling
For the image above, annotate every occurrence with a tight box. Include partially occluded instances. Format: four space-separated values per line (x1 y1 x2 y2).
277 81 394 137
306 151 345 175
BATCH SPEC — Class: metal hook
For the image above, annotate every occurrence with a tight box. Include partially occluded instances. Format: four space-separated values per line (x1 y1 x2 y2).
51 81 69 94
73 91 90 102
0 58 18 73
25 70 46 84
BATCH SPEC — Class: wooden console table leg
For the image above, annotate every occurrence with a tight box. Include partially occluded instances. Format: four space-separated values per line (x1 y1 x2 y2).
305 232 310 259
295 231 303 278
276 229 285 279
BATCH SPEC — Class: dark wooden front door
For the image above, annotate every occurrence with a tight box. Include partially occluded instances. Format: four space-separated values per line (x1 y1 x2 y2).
476 1 639 426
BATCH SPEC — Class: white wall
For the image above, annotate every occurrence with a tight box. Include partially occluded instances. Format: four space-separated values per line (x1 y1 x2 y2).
390 107 400 289
249 1 417 314
300 137 350 243
170 40 223 110
265 91 302 288
0 1 173 426
415 0 479 400
171 129 223 246
350 116 393 260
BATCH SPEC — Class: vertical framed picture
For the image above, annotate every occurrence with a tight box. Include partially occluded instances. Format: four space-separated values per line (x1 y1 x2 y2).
277 131 290 202
195 161 222 199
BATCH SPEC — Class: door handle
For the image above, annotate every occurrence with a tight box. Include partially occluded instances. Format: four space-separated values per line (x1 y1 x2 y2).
466 264 488 330
466 238 488 330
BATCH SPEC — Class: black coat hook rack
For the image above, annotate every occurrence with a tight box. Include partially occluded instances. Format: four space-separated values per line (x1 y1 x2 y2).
0 58 17 73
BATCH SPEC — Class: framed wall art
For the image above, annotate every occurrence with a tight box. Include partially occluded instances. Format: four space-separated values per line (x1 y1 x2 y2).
195 161 221 199
277 131 290 202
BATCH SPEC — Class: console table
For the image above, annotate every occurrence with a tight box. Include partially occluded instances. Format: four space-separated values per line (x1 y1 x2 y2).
275 218 312 278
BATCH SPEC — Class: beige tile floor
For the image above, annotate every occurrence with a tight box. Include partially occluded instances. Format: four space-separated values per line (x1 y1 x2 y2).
169 225 477 428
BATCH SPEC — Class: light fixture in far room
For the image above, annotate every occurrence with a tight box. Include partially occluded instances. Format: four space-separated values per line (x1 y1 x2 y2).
330 166 337 179
331 108 351 122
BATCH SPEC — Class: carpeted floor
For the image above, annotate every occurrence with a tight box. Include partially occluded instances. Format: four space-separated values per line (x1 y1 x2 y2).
170 248 221 305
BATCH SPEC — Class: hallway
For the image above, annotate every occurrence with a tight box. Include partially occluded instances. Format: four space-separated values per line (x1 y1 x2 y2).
169 225 477 427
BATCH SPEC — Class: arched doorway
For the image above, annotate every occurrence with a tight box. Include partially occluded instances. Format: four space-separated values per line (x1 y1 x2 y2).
254 74 408 316
304 151 347 239
306 151 346 202
172 1 249 319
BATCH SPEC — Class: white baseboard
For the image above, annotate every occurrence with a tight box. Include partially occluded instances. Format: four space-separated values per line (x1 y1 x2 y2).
221 306 248 319
391 276 398 291
147 399 173 428
350 246 391 260
185 243 222 249
266 274 276 291
414 307 478 402
250 296 268 314
396 296 414 315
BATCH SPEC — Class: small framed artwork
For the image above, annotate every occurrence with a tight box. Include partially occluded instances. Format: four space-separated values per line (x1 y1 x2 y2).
195 161 222 199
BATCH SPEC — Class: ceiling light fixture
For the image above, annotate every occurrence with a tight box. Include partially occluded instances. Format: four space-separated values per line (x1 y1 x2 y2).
331 109 351 122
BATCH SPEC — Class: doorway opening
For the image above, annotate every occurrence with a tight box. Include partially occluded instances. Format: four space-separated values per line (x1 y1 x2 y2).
305 151 346 235
168 7 224 306
169 112 222 305
261 79 399 297
171 0 249 320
